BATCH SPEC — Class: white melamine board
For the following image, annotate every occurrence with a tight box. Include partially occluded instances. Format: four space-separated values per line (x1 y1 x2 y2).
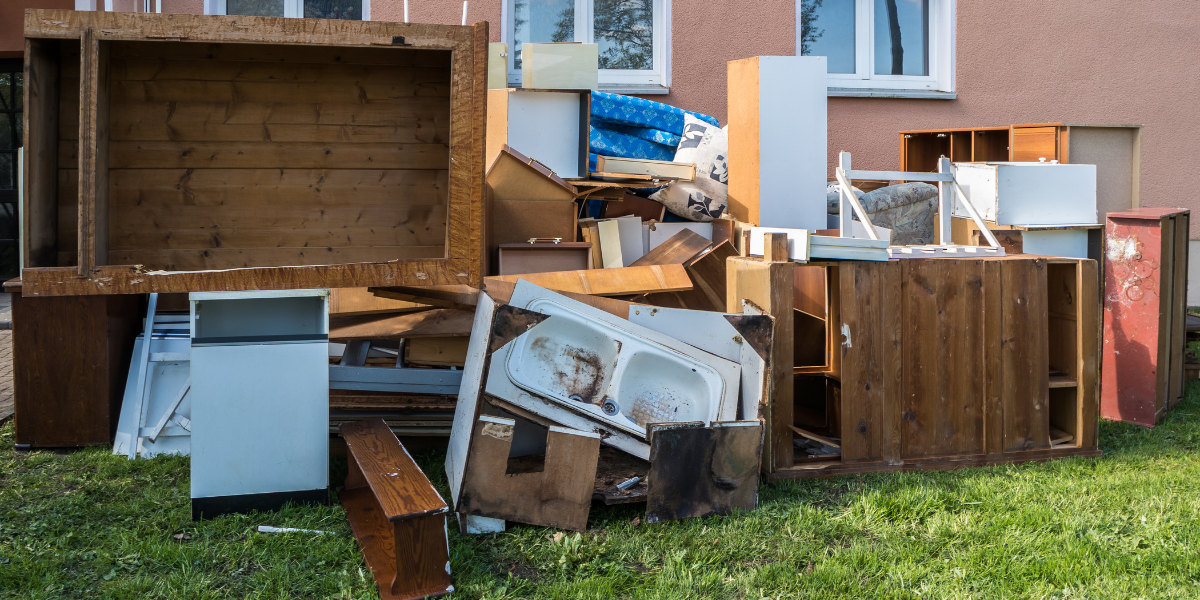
627 305 742 362
953 162 1098 226
458 514 506 534
113 336 192 458
446 293 497 506
748 227 811 261
1021 229 1090 259
757 56 827 231
614 216 645 266
596 220 624 268
647 222 713 251
505 92 583 179
190 342 328 499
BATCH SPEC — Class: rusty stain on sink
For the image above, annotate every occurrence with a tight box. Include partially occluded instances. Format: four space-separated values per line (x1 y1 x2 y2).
528 336 620 405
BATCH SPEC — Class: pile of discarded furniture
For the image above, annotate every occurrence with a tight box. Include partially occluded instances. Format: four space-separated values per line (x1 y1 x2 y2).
8 9 1190 599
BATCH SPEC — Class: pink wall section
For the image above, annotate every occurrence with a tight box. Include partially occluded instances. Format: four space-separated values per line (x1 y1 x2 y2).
49 0 1200 235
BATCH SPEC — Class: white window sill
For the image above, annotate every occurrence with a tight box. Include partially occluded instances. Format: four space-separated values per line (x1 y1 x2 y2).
828 88 956 99
506 83 670 95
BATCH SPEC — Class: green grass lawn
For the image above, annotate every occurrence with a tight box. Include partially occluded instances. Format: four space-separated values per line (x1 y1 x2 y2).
4 384 1200 599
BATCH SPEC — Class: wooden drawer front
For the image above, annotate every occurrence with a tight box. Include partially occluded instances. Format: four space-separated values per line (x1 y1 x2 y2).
1012 127 1059 162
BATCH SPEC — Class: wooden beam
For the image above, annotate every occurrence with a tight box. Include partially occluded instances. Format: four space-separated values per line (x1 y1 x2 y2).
330 309 472 341
485 264 692 297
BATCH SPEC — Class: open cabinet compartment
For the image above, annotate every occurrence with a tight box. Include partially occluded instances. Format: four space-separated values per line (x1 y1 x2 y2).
733 256 1101 480
21 10 488 296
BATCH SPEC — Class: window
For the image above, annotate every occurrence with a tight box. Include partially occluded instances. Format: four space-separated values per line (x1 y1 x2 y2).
203 0 368 20
503 0 670 94
798 0 953 97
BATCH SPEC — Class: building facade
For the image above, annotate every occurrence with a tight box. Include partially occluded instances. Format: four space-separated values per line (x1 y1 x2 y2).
7 0 1200 299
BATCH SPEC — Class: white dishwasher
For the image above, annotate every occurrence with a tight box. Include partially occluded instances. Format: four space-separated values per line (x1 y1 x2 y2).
189 290 329 520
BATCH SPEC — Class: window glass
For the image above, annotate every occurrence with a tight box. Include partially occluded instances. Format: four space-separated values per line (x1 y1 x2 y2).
874 0 928 76
594 0 653 70
226 0 285 16
513 0 575 70
304 0 361 19
800 0 855 74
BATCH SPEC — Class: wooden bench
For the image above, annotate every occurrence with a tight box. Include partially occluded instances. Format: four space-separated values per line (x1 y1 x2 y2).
339 419 452 600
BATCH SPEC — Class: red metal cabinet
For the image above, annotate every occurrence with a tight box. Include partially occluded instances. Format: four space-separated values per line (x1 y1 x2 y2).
1101 208 1190 426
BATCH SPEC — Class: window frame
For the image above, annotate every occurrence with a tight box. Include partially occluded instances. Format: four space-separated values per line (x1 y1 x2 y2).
203 0 371 20
797 0 954 97
501 0 671 95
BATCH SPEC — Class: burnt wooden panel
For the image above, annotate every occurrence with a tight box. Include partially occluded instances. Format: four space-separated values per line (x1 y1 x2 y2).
645 421 762 523
458 417 600 531
1000 258 1050 450
12 291 140 447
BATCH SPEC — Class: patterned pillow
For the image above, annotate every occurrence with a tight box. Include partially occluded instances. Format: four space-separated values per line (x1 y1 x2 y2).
649 115 729 222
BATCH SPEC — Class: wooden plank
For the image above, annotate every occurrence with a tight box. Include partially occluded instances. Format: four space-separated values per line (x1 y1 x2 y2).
78 29 103 275
370 285 481 311
330 288 427 316
939 260 983 455
405 336 470 367
726 256 793 471
23 38 61 269
726 57 760 224
764 232 789 263
982 260 1005 455
839 261 882 461
827 266 842 377
109 76 450 105
107 246 445 271
789 424 839 448
482 279 633 319
331 309 470 340
107 169 447 208
1001 258 1051 450
485 264 692 297
110 54 452 80
628 229 711 267
645 421 762 523
103 141 449 170
26 10 476 46
109 99 449 129
1077 259 1099 448
458 416 601 531
643 241 737 312
340 418 448 520
900 260 937 458
879 260 903 465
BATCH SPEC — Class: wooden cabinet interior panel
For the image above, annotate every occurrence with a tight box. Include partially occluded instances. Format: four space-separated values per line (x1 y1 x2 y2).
973 129 1010 161
102 41 451 272
1011 126 1059 162
22 10 487 295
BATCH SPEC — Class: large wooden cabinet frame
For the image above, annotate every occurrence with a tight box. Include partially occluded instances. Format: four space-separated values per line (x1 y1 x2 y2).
729 255 1101 479
21 10 488 297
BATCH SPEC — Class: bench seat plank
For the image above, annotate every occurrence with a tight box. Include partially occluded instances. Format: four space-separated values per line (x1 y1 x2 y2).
340 419 448 521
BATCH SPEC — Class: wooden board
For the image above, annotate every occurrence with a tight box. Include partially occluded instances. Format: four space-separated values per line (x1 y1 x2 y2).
340 419 448 520
898 260 984 458
644 241 737 312
330 288 427 317
645 421 762 523
999 258 1051 450
457 416 601 531
331 309 472 341
369 285 481 311
22 10 488 296
12 291 141 448
405 336 471 367
629 229 711 268
485 264 692 297
840 261 903 461
726 256 793 470
339 487 452 600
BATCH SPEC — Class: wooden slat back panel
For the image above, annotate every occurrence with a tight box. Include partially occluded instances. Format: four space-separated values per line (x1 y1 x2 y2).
102 41 452 271
1000 259 1051 450
339 418 447 521
899 260 985 458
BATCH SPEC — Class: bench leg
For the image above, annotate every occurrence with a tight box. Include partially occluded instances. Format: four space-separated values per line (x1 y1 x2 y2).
391 515 452 599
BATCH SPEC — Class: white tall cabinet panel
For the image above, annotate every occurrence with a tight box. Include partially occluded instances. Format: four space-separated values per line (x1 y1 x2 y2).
189 290 329 519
